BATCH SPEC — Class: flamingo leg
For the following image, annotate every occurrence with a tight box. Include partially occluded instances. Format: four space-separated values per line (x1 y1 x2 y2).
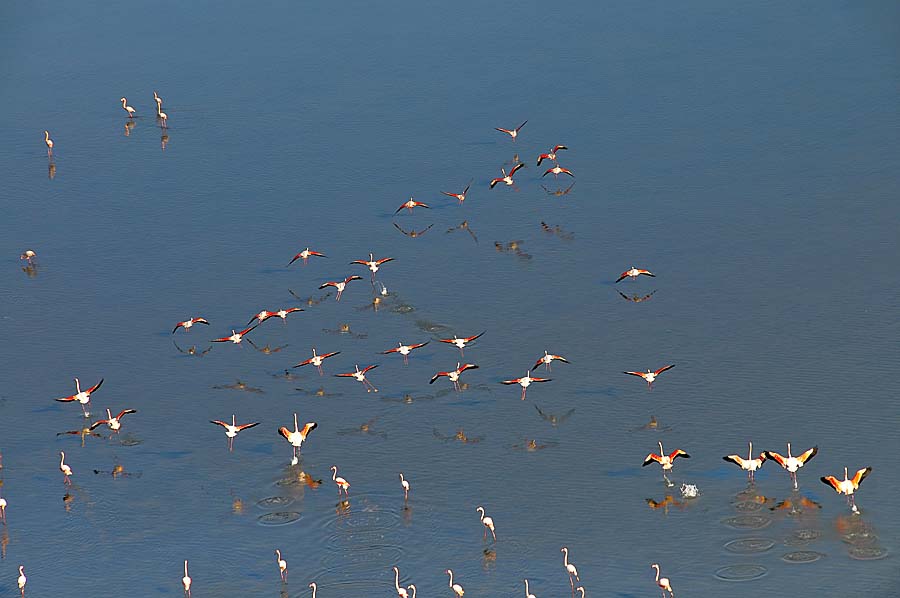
403 355 409 365
228 437 234 452
316 364 324 376
336 290 343 301
521 387 526 400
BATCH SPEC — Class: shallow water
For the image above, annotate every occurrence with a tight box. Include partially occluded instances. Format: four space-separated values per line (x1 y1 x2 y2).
1 1 899 596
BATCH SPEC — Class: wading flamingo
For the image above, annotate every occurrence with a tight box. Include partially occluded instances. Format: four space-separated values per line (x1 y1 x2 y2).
476 506 496 541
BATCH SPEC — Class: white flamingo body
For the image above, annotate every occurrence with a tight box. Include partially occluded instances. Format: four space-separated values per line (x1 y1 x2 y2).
182 560 192 595
392 566 408 598
476 506 496 541
0 495 7 523
445 569 464 597
59 451 73 485
275 549 288 582
44 130 53 157
331 465 350 496
561 546 580 582
651 563 673 598
18 566 26 597
120 97 136 118
399 473 410 501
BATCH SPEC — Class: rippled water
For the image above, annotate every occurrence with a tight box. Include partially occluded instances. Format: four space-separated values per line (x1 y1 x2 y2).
2 1 899 597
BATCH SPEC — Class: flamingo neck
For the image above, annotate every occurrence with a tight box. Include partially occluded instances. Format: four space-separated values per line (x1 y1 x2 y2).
787 443 792 458
184 561 189 576
447 571 454 586
332 468 337 481
652 564 660 582
562 548 569 566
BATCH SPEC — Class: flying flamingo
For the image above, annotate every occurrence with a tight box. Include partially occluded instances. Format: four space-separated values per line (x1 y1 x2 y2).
438 331 485 356
173 317 209 333
561 547 580 593
182 560 191 596
536 145 568 166
279 413 318 463
210 324 258 344
275 549 288 583
722 442 767 482
381 341 429 365
623 364 675 390
59 451 73 485
445 570 464 597
442 181 472 204
319 275 363 301
44 130 53 157
392 566 409 598
0 494 7 523
643 441 690 487
210 415 260 451
763 443 818 490
331 465 350 496
274 307 303 321
89 408 137 433
395 198 430 214
495 120 527 141
821 466 872 513
335 364 379 392
248 308 303 325
293 348 340 375
55 377 103 418
430 362 479 391
399 473 410 501
351 253 395 281
476 506 496 541
616 266 655 283
490 163 525 188
542 165 574 179
501 371 551 400
120 97 136 118
650 564 673 598
17 566 26 597
524 579 536 598
534 351 569 372
288 248 327 265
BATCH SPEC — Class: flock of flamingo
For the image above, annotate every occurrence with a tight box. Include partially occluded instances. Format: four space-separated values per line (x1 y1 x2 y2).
5 96 874 598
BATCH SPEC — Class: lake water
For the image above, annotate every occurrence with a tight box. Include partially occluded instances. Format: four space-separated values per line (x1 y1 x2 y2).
2 1 899 596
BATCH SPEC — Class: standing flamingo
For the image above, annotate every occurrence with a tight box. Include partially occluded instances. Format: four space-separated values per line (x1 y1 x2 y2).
59 451 73 485
392 566 408 598
763 443 818 490
0 494 7 523
575 588 585 598
650 563 673 598
445 570 464 597
182 560 191 596
17 565 26 597
275 549 288 582
44 130 54 158
407 585 417 598
561 547 580 594
331 465 350 496
399 473 410 501
524 579 537 598
476 506 496 541
157 101 168 128
120 97 136 118
309 582 318 598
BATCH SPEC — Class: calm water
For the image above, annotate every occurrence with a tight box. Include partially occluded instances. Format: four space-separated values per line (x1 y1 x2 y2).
2 1 899 596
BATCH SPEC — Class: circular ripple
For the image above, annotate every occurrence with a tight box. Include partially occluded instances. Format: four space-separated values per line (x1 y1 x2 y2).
784 529 821 546
256 496 294 509
722 515 772 530
781 550 824 563
118 437 143 446
319 544 403 570
732 500 763 513
274 477 303 487
256 511 302 526
848 546 888 561
842 531 879 546
724 538 776 554
714 564 768 582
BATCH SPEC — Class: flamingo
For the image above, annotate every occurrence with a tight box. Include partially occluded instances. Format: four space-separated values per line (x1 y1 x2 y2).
722 442 767 482
44 130 53 158
534 351 569 372
331 465 350 496
334 364 379 392
430 362 479 391
408 585 417 598
651 563 673 598
763 443 818 490
623 365 675 390
536 145 568 166
542 165 574 179
20 250 37 264
476 506 496 541
274 307 303 321
288 248 327 266
275 549 288 583
441 180 472 204
381 341 429 365
309 582 318 598
524 579 536 598
173 317 210 333
210 415 260 451
0 494 6 523
120 97 136 118
561 547 580 592
495 120 527 141
319 275 363 301
59 451 73 485
351 253 395 281
157 101 168 128
490 163 525 188
17 565 26 597
182 560 191 596
89 408 137 433
395 198 430 214
153 91 163 109
399 473 410 501
279 413 318 462
438 331 485 356
445 570 464 597
211 324 258 344
616 266 655 283
575 587 585 598
821 466 871 512
293 348 341 375
643 441 690 487
501 371 551 400
55 377 103 418
392 566 408 598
